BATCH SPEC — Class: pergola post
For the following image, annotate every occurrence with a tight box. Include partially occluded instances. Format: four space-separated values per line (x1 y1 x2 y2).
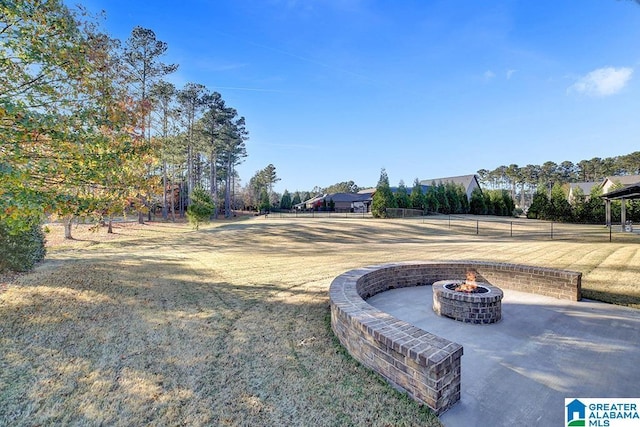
600 183 640 234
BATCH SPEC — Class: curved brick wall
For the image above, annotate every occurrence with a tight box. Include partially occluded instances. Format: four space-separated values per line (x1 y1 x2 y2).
329 261 581 415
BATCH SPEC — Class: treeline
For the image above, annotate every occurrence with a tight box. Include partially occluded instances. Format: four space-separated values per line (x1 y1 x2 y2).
1 1 253 270
371 170 515 218
477 152 640 207
526 183 640 223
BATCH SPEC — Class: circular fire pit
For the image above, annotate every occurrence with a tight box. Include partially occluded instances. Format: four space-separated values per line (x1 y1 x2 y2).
432 279 503 324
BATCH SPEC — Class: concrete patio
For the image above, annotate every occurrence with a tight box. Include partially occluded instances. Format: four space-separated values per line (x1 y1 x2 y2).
367 286 640 426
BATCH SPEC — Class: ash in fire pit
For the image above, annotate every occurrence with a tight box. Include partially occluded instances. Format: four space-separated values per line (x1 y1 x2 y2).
433 271 503 324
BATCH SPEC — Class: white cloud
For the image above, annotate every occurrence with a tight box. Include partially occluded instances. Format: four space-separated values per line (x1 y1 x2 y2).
506 69 516 79
569 67 633 97
484 70 496 80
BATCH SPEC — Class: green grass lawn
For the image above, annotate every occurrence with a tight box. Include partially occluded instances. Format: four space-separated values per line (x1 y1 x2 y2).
1 217 638 426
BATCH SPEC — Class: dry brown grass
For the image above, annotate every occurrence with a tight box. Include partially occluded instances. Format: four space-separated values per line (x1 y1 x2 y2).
1 216 639 426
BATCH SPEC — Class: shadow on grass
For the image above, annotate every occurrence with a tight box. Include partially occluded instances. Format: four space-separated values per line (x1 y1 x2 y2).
0 257 442 426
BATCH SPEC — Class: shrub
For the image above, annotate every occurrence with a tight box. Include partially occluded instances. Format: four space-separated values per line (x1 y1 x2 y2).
187 188 215 230
0 218 46 272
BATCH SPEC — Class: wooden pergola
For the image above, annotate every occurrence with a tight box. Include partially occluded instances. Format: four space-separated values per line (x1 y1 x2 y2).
601 183 640 229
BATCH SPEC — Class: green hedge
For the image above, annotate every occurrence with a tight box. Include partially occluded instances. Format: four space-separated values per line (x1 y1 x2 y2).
0 219 46 272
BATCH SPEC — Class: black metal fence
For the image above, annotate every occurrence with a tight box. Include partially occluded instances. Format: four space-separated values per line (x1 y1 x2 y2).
265 210 638 242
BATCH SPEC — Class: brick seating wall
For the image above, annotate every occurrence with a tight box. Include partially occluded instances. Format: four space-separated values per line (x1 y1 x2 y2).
329 261 581 415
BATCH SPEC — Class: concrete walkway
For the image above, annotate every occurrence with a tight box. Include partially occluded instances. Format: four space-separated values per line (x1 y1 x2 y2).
367 286 640 427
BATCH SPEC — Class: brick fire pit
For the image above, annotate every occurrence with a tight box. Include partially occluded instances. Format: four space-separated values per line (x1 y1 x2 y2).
432 280 503 324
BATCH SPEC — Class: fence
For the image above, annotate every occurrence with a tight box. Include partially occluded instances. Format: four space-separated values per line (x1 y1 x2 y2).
265 210 637 242
385 208 426 218
268 210 372 219
422 214 626 241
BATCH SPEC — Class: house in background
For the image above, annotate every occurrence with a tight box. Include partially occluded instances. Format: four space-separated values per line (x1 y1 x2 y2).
420 174 481 201
296 174 481 212
327 192 373 212
296 192 373 212
601 174 640 194
567 175 640 203
568 181 601 202
362 174 481 202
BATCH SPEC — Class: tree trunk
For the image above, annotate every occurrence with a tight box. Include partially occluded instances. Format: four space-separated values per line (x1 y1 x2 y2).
225 153 232 218
64 215 74 240
162 160 168 220
107 217 113 234
211 149 217 219
170 186 176 222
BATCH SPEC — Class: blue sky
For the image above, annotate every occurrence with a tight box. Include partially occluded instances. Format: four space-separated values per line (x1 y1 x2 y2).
77 0 640 193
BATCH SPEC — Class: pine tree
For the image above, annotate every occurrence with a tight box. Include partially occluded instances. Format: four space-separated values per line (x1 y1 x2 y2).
469 188 486 215
280 190 292 210
395 180 410 209
372 169 395 218
410 178 425 210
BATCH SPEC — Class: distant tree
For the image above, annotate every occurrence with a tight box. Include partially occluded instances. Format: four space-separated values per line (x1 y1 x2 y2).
548 183 572 221
249 164 279 209
324 181 359 194
476 169 490 188
559 161 577 182
150 80 178 220
425 186 439 213
483 191 494 215
280 190 292 210
262 164 279 193
619 151 640 174
505 164 520 201
372 169 395 218
410 178 425 210
292 192 302 207
457 185 470 214
446 182 462 214
219 110 248 218
124 26 177 223
395 180 410 209
469 188 487 215
199 91 225 213
540 161 559 191
270 191 280 209
124 26 178 141
186 188 215 230
435 183 450 214
522 164 540 206
177 82 207 204
527 189 549 219
502 190 515 216
258 188 270 212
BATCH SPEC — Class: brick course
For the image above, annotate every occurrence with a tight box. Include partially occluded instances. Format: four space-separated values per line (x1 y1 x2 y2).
329 261 581 415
